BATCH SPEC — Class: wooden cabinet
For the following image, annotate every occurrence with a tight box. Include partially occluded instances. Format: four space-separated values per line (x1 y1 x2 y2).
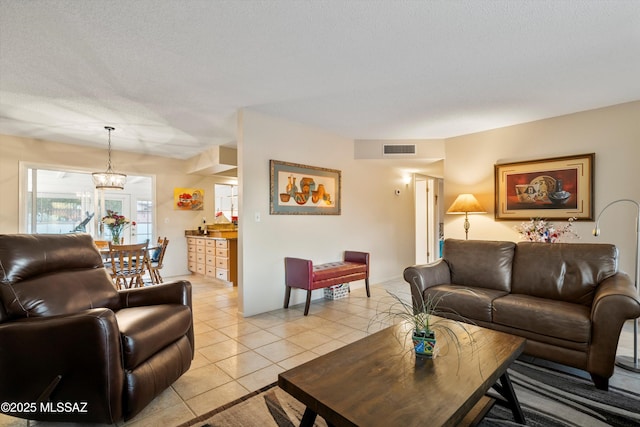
186 236 237 286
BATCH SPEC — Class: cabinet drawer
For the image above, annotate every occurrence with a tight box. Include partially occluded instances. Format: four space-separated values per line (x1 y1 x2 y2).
216 248 228 257
188 252 196 262
187 237 197 246
216 257 229 269
215 240 228 249
206 265 216 276
196 239 205 246
196 264 205 274
188 261 196 272
216 268 229 281
206 255 216 266
188 245 196 253
196 253 205 263
196 245 205 254
206 239 216 247
206 246 215 255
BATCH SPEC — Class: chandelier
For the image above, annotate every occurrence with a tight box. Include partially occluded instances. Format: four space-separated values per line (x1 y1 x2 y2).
92 126 127 190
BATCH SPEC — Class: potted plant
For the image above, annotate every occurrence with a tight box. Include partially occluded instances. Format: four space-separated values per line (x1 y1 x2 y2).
372 284 477 360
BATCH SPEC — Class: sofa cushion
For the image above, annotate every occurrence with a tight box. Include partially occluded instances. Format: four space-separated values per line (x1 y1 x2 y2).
116 304 192 369
424 285 508 323
493 294 591 343
443 239 516 292
313 262 366 282
512 242 618 305
0 234 120 318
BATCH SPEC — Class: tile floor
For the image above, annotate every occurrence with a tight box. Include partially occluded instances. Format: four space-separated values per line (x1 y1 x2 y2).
1 275 638 427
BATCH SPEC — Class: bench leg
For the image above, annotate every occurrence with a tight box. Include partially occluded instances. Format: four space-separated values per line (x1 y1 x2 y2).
365 278 370 297
304 290 312 316
284 286 292 309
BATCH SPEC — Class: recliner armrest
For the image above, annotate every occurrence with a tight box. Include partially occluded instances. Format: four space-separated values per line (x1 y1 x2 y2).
0 308 124 423
118 280 195 358
119 280 192 308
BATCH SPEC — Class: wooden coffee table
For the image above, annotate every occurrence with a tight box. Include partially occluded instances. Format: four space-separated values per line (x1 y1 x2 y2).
278 320 526 427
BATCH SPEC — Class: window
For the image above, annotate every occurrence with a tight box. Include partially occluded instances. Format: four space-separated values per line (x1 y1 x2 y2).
215 183 238 223
23 167 153 244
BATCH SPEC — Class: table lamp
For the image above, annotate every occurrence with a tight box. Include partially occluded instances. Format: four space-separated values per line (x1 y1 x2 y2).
447 194 486 240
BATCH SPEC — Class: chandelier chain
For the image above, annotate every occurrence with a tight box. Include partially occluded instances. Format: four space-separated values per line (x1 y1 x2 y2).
105 126 115 172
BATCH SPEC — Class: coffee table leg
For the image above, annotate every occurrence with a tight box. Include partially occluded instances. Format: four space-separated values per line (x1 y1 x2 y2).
300 407 318 427
493 371 525 424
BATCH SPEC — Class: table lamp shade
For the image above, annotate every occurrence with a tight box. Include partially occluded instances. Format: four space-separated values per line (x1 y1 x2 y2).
447 194 486 214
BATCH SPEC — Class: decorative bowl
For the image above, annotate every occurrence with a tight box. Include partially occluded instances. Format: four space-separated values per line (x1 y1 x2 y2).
548 191 571 205
280 193 291 202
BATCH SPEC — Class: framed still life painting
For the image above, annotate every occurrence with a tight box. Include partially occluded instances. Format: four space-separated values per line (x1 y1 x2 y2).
174 187 204 211
494 153 594 220
270 160 341 215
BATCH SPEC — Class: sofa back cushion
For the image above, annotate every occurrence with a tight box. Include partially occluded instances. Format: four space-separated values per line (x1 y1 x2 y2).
0 233 120 319
443 239 516 292
512 242 618 305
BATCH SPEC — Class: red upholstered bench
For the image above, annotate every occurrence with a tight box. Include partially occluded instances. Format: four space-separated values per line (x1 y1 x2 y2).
284 251 370 316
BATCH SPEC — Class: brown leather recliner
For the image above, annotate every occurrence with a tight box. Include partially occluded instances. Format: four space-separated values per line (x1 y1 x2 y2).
0 233 194 423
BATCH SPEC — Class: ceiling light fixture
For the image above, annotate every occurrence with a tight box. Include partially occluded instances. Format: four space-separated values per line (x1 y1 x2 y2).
92 126 127 190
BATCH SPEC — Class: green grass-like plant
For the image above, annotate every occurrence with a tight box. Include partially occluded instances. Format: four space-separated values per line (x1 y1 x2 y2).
371 281 479 362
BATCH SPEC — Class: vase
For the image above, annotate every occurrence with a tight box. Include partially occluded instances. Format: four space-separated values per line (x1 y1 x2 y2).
111 234 121 245
412 330 436 358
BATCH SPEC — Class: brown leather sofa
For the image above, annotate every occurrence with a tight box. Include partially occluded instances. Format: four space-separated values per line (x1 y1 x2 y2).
403 239 640 390
0 233 194 423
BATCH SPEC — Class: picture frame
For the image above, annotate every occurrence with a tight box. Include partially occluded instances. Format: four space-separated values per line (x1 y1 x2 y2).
494 153 594 220
174 187 204 210
270 160 341 215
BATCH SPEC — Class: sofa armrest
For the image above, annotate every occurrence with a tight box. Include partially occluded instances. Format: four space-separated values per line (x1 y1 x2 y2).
119 279 192 308
0 308 124 423
403 259 452 309
588 272 640 378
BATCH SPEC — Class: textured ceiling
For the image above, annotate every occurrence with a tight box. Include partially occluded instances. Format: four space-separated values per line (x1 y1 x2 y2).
1 0 639 159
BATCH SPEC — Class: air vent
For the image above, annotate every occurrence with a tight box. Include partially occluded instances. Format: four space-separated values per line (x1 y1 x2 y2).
383 144 416 155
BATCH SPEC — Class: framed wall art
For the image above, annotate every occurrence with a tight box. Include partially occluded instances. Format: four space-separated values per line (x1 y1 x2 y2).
494 153 594 220
270 160 341 215
174 187 204 210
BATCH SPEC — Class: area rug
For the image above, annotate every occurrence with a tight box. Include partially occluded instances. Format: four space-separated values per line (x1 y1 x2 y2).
178 360 640 427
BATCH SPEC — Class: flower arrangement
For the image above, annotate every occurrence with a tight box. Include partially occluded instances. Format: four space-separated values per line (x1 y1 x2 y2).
515 217 578 243
101 210 135 244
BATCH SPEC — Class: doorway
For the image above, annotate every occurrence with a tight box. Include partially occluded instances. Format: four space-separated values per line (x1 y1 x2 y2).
414 174 443 264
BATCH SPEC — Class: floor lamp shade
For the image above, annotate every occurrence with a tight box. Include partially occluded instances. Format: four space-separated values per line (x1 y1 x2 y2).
447 194 486 240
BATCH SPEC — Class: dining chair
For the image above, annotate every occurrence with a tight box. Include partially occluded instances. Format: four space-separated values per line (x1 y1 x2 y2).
147 237 169 284
107 241 149 289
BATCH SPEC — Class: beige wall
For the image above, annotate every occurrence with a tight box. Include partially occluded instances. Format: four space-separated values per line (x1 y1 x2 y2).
2 101 638 315
443 101 640 274
0 134 232 278
237 110 436 316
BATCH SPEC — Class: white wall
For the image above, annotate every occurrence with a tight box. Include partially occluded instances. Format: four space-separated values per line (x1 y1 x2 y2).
238 110 421 316
443 101 640 275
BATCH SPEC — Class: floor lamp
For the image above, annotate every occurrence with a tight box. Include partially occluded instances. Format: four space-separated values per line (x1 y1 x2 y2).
593 199 640 373
446 194 486 240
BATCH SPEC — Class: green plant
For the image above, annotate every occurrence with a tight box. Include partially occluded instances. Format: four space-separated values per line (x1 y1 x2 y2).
371 283 478 360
